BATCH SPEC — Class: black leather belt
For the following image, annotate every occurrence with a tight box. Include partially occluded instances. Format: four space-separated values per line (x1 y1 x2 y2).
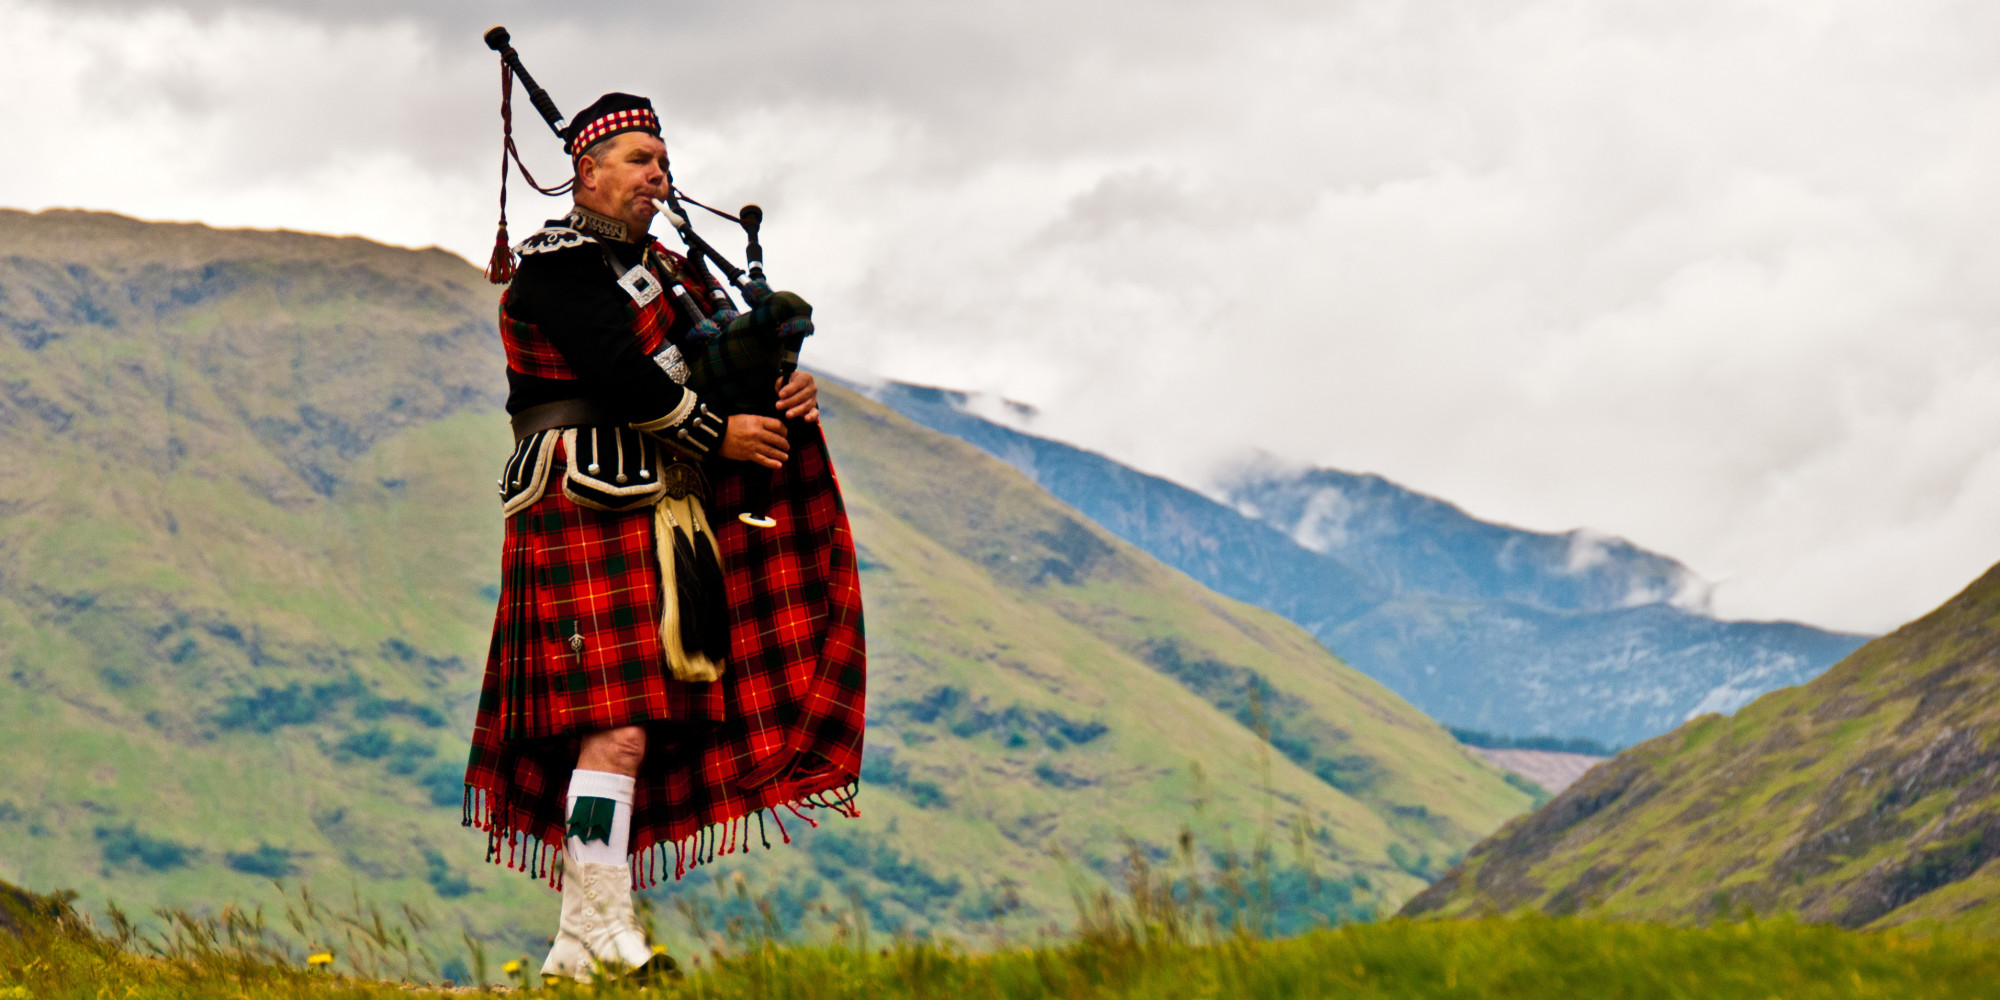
510 399 617 441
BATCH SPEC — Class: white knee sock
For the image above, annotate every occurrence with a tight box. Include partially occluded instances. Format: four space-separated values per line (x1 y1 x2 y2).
564 769 635 867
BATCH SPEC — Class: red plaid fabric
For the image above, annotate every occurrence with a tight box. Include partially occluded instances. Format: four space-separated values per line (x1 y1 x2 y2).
499 291 578 380
465 423 865 886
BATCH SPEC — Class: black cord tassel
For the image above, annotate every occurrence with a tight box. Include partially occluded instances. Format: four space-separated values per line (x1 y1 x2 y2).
669 523 728 662
691 527 729 659
671 526 706 659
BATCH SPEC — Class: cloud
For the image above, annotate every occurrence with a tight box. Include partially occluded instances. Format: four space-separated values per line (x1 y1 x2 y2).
1564 531 1613 575
6 0 2000 632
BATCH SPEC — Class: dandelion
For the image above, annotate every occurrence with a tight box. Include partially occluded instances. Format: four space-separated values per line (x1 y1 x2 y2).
653 944 670 955
306 952 333 967
502 960 520 974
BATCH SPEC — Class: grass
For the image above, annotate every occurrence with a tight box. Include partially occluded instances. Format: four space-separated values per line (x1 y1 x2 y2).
673 918 2000 1000
8 877 2000 999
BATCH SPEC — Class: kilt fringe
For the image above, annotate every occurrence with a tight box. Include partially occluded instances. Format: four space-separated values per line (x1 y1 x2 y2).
462 777 861 889
651 780 861 884
465 784 560 883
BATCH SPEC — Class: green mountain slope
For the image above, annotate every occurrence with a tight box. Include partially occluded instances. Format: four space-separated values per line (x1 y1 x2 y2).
1403 561 2000 931
0 209 1530 952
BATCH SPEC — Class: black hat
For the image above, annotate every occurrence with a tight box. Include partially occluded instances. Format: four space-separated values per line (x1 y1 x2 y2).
564 92 661 159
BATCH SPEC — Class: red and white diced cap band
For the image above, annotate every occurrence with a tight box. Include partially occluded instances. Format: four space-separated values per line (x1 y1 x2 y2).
569 107 660 159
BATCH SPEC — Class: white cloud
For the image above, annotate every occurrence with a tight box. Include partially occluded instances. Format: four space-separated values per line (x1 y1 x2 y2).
6 0 2000 633
1290 488 1356 554
1564 531 1613 575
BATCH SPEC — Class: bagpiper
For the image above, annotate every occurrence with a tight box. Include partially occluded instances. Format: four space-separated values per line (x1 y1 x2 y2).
461 85 867 983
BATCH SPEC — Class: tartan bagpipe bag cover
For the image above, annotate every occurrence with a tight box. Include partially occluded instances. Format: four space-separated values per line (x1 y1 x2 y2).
681 290 813 414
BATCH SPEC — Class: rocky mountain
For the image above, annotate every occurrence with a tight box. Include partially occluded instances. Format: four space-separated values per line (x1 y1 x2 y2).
0 209 1531 953
868 383 1868 747
1220 465 1697 615
1402 560 2000 931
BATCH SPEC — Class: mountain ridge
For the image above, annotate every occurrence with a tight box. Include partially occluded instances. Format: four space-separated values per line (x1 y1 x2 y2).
863 381 1868 746
1218 462 1705 615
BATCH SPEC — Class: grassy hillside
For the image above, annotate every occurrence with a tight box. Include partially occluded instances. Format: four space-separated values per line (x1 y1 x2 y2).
1403 560 2000 930
0 208 1529 955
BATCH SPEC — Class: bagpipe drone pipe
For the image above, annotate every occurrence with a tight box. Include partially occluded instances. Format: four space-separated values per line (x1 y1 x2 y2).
483 26 815 529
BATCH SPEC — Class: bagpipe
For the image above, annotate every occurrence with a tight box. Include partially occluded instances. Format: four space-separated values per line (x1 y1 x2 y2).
482 26 813 529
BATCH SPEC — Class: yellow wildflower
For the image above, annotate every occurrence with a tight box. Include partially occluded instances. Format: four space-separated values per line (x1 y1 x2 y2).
306 952 334 967
653 944 670 955
502 960 521 974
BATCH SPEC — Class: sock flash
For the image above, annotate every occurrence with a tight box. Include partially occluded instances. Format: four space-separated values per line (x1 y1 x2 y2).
564 769 635 866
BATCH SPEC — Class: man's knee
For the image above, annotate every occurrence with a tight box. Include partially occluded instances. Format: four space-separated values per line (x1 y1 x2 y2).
580 725 647 775
600 727 646 768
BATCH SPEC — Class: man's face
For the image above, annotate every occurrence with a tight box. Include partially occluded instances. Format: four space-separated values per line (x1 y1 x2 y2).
580 132 670 231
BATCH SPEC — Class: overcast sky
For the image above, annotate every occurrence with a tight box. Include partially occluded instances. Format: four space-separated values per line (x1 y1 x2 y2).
6 0 1998 633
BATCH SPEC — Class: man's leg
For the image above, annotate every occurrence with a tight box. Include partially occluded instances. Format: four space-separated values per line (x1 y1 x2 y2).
568 726 645 864
543 725 660 981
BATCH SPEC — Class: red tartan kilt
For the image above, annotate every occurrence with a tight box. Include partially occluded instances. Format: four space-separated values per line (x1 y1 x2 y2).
484 437 725 742
466 423 866 885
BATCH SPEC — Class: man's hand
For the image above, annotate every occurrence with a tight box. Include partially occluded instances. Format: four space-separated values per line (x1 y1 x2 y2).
776 371 819 423
721 414 789 468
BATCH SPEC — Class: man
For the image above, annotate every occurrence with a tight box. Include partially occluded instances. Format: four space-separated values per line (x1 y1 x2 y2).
463 93 866 983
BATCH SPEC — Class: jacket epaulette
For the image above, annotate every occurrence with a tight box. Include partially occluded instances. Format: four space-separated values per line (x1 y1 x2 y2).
514 225 589 256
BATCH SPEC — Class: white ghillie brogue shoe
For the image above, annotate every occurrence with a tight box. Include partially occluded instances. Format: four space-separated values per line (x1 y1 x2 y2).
540 860 669 983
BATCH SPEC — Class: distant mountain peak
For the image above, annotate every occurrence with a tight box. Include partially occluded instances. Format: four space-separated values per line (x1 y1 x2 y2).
850 378 1042 427
1214 461 1709 617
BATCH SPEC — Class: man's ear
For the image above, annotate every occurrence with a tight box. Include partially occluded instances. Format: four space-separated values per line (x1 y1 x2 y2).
576 155 597 192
